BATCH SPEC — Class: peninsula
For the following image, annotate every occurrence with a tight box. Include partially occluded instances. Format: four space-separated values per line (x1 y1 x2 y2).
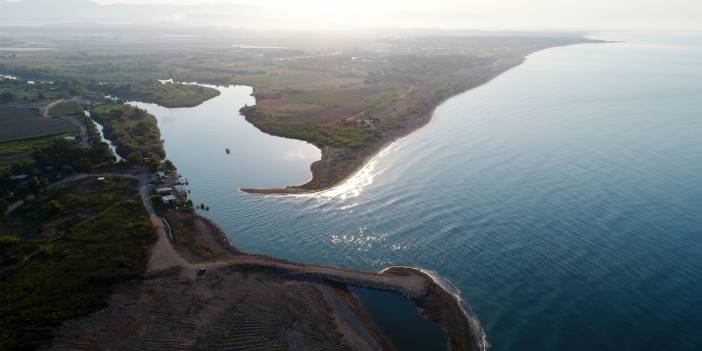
239 35 599 194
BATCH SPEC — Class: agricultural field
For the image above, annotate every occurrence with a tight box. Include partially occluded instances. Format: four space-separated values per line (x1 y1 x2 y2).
0 106 78 142
0 176 155 350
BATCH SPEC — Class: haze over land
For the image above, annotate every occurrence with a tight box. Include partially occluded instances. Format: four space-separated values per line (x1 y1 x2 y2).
2 0 702 31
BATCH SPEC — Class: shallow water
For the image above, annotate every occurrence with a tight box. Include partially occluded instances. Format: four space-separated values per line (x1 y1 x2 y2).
136 33 702 350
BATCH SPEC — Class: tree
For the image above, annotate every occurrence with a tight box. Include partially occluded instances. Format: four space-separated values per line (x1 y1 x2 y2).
126 151 143 165
146 152 161 172
89 142 116 164
162 159 176 172
77 157 93 173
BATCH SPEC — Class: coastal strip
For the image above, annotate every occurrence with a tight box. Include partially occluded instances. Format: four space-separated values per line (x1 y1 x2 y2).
242 37 604 195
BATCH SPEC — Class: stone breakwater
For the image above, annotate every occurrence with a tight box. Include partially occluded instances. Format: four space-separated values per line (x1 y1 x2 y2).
293 270 430 300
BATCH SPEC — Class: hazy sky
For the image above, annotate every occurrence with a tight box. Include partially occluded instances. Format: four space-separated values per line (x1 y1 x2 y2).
92 0 702 30
5 0 702 30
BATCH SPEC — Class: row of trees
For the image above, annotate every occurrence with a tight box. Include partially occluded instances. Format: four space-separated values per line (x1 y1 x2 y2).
32 139 115 172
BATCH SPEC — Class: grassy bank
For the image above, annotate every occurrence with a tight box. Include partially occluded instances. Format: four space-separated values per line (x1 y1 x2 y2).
0 177 155 350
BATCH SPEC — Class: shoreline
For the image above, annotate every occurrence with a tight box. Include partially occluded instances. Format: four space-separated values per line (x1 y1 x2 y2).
241 38 603 196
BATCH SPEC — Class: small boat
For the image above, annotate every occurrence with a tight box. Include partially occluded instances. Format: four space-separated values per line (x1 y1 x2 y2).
225 148 231 154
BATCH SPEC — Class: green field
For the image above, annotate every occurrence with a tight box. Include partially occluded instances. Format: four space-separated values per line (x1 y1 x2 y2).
0 177 155 350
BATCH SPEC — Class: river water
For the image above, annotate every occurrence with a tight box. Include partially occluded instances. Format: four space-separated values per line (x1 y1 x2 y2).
132 33 702 350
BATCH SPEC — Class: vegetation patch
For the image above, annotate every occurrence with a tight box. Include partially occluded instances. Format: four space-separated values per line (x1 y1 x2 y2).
0 133 71 163
0 177 155 350
242 106 380 148
99 81 220 108
91 102 165 159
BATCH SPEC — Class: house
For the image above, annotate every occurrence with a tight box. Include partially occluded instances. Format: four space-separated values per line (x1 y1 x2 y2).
161 195 177 205
156 187 173 196
63 136 79 142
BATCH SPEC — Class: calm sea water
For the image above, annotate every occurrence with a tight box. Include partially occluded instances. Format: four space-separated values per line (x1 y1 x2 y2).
350 286 448 350
133 33 702 350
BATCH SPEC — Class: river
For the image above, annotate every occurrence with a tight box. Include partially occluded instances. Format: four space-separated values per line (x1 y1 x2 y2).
131 33 702 350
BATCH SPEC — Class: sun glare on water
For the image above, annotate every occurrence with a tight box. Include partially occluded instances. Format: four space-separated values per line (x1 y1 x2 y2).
307 142 398 202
